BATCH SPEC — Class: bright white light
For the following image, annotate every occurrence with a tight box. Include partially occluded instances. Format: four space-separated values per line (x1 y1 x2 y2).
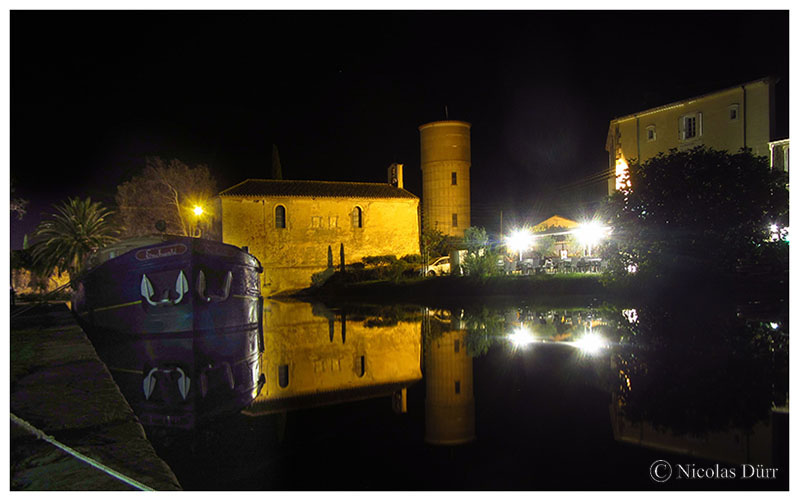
505 229 533 256
193 205 204 216
770 224 779 233
770 322 780 330
622 309 638 324
507 326 535 348
573 331 606 355
575 221 608 247
626 264 638 274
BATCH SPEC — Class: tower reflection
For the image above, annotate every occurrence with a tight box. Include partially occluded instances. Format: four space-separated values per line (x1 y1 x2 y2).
423 309 476 445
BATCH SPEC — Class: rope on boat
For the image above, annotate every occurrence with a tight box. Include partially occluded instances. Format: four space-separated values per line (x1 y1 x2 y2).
10 412 156 491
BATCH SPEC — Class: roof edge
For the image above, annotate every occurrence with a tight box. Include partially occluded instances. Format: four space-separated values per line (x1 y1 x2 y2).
610 76 775 123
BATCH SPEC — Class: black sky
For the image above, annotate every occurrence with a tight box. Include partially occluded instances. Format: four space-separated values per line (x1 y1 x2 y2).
10 10 789 248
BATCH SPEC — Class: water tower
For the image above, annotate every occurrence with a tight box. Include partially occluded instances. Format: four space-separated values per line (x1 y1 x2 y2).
419 120 472 237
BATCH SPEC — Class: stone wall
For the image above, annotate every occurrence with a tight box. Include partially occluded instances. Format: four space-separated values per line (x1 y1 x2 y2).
221 195 420 296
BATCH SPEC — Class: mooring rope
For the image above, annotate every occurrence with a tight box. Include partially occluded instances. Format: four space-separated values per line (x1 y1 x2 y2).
10 412 156 491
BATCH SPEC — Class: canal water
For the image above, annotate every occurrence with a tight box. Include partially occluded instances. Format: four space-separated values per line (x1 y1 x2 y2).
139 296 788 490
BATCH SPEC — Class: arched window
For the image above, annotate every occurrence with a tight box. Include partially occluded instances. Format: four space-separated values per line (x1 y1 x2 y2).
278 364 289 388
275 205 286 229
351 206 362 228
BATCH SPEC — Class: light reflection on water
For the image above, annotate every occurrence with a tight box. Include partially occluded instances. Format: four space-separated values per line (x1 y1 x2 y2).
148 298 788 490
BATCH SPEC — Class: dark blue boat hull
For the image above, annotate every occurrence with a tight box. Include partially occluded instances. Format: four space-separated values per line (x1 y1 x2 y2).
72 237 264 429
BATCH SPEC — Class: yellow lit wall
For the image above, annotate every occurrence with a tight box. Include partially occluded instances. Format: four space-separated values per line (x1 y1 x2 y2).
606 78 775 195
419 120 472 237
424 321 476 445
250 300 423 410
220 195 420 296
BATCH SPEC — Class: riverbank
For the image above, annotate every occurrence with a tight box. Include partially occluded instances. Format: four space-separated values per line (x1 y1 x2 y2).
292 273 616 308
10 303 181 490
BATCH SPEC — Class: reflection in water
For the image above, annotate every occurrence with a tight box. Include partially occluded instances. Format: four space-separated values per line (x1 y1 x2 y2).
244 301 423 416
147 297 787 489
423 310 476 445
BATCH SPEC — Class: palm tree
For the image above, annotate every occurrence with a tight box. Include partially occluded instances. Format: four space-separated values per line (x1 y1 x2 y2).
32 197 118 279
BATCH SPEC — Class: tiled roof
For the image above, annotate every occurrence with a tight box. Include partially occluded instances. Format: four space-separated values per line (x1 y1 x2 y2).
219 179 418 199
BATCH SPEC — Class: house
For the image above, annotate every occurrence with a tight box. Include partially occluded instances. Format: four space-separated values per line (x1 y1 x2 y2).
607 77 777 195
219 177 420 296
533 215 579 232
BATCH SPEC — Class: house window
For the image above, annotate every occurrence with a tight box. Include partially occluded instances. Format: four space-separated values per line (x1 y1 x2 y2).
646 125 656 142
351 207 362 228
311 216 322 228
452 213 458 228
328 216 338 228
454 380 461 394
451 172 458 185
275 205 286 229
729 104 739 121
679 112 703 140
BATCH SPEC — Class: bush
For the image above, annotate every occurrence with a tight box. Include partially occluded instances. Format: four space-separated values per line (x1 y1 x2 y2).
362 255 398 267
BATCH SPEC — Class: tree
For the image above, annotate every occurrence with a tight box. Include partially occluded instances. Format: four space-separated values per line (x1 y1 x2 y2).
462 226 499 278
115 157 218 238
421 227 448 262
603 147 788 282
271 144 283 180
10 181 28 220
31 197 118 278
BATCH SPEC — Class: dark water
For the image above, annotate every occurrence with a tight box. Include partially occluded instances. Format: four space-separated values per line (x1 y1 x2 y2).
144 296 788 490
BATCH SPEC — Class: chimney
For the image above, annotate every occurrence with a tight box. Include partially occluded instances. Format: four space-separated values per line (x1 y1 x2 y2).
388 162 404 189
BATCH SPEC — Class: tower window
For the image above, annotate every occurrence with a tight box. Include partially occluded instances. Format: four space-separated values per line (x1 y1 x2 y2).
454 339 460 353
455 380 461 394
451 172 457 185
452 213 458 228
275 205 286 229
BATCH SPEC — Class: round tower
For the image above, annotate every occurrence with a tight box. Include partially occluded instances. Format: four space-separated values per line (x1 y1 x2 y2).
419 120 472 237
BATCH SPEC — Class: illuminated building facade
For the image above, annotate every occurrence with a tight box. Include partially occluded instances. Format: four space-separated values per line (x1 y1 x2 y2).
220 178 420 296
419 120 472 237
606 77 777 195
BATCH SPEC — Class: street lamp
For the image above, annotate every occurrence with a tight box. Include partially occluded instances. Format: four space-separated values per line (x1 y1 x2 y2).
192 205 204 237
575 221 608 257
506 228 533 261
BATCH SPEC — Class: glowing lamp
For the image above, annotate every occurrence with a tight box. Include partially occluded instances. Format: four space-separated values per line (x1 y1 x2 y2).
507 326 535 349
193 205 204 216
506 228 533 260
573 331 606 356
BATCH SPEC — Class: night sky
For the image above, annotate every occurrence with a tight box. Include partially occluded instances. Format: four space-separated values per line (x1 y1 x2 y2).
9 10 789 249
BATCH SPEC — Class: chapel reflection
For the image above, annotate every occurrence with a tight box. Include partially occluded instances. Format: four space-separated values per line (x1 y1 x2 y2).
243 300 422 416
